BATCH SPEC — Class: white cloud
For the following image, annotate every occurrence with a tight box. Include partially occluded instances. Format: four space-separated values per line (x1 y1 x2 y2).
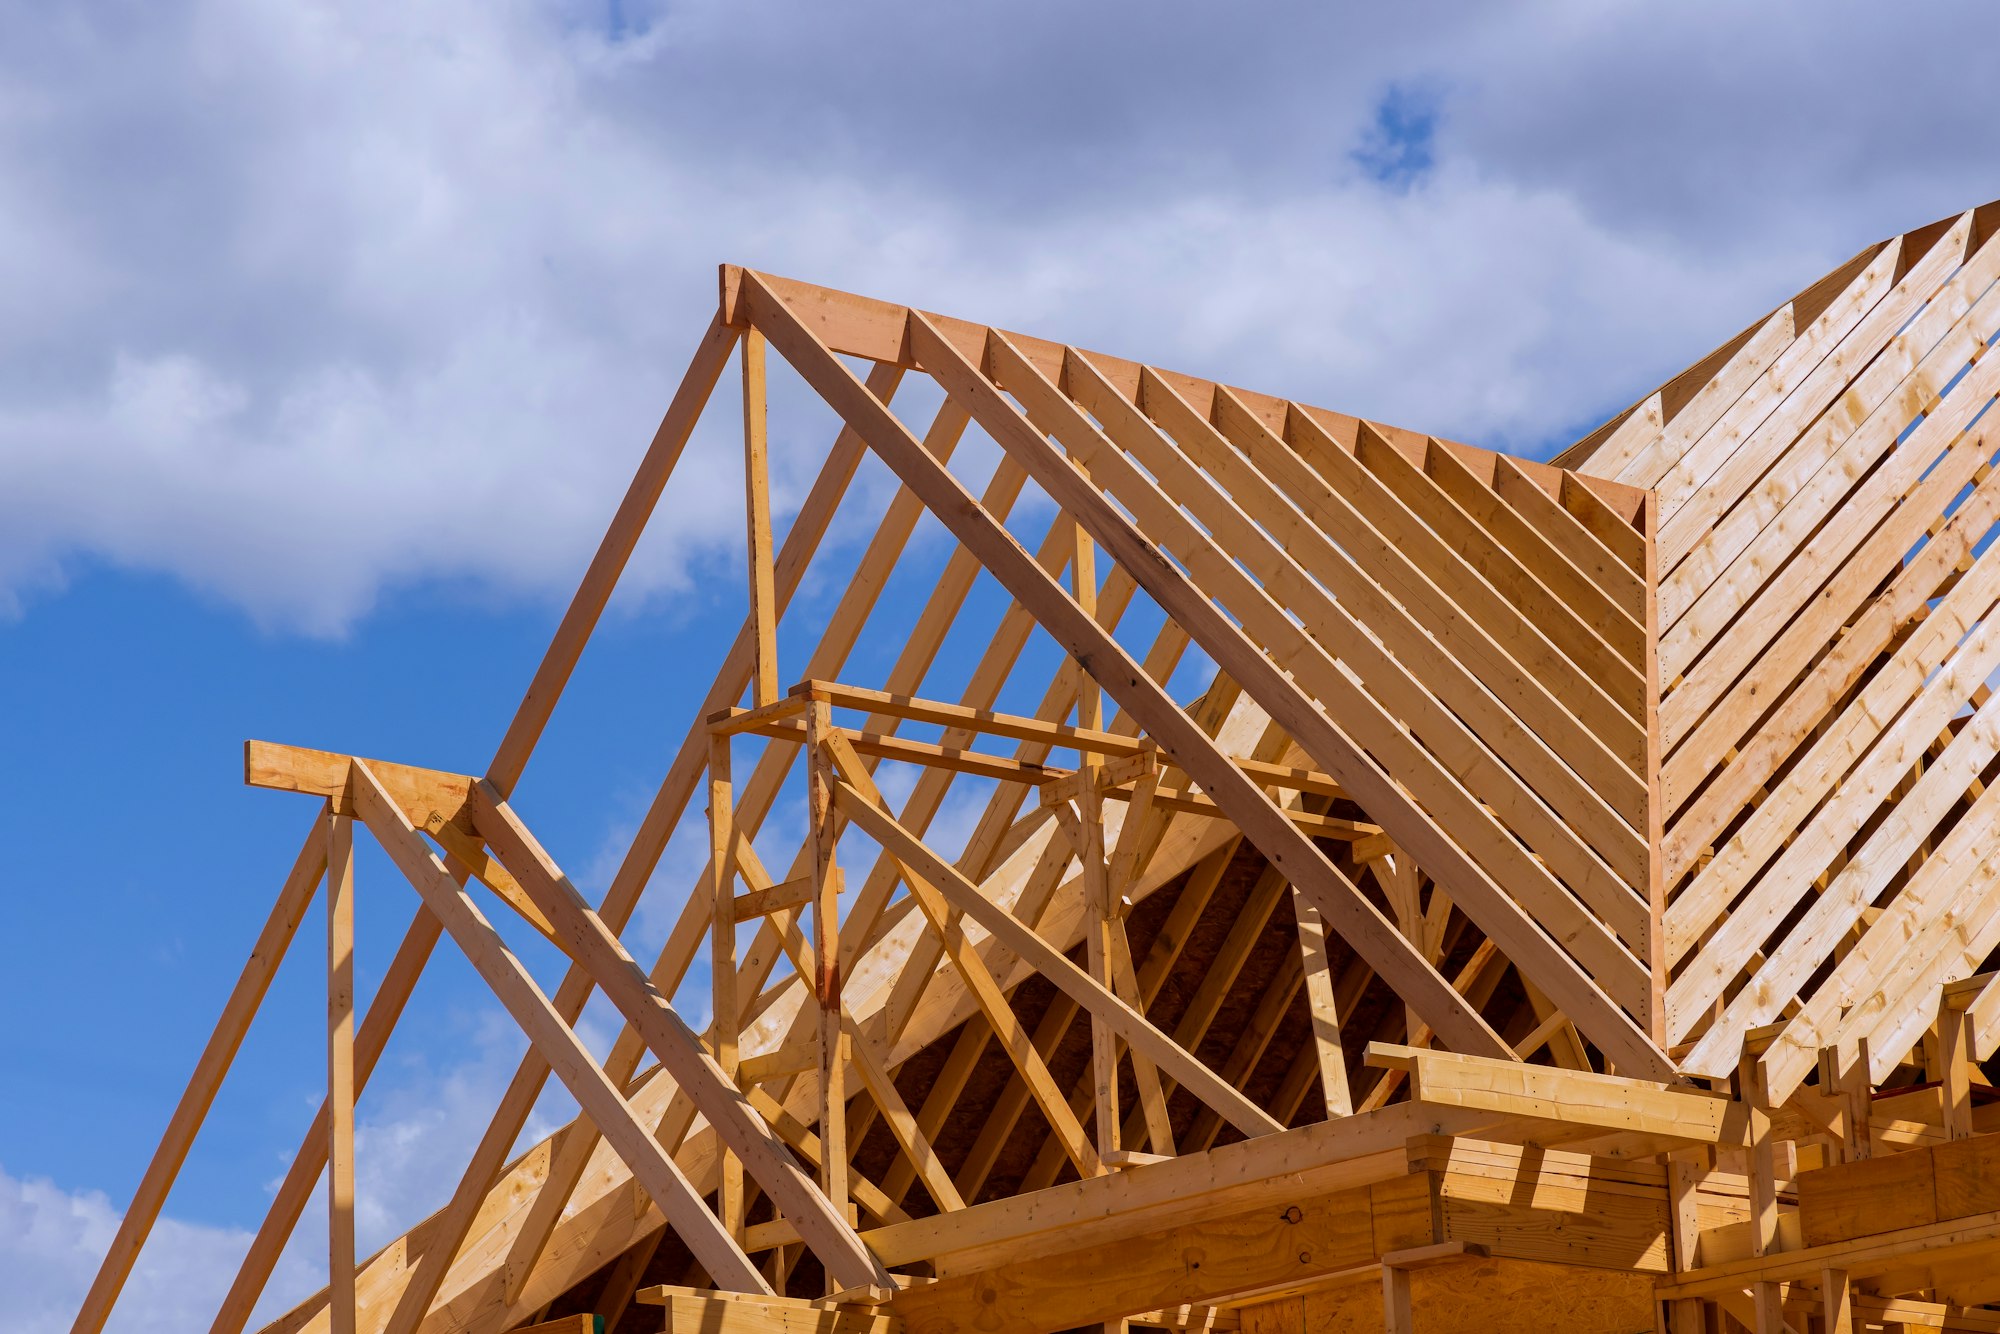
5 0 1996 632
1 1010 581 1334
0 1162 319 1334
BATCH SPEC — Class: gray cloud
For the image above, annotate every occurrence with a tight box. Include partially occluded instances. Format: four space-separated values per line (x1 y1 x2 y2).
2 0 1996 631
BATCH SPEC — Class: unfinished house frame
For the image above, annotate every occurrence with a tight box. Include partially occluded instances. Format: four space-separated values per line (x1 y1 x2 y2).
68 198 2000 1334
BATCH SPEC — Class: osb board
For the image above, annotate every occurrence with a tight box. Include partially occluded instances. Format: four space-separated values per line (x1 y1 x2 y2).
1237 1256 1654 1333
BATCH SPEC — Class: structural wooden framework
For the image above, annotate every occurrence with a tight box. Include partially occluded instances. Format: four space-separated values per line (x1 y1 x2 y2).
67 199 2000 1334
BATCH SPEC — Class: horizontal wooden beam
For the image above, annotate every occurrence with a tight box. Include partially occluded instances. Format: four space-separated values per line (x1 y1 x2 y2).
1656 1207 2000 1296
637 1285 901 1333
795 679 1152 757
863 1100 1501 1274
1363 1043 1735 1143
245 739 556 939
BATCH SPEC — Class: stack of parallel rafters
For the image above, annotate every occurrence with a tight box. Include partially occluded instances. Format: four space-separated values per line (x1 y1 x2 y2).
70 201 2000 1334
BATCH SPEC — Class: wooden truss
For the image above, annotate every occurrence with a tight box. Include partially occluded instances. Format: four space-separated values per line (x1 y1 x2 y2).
68 199 2000 1334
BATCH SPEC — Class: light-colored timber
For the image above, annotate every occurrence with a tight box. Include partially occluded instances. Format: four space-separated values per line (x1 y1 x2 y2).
67 200 2000 1333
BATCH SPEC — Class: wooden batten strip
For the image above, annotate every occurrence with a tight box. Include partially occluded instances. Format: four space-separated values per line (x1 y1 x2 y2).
1652 239 1907 564
1038 345 1652 1012
1268 401 1646 781
1203 387 1649 837
1658 293 2000 710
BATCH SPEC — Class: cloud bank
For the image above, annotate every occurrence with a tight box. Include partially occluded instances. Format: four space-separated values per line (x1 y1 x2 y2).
6 1 1996 632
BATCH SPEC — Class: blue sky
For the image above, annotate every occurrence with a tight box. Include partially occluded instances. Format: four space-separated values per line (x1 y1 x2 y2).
8 2 2000 1330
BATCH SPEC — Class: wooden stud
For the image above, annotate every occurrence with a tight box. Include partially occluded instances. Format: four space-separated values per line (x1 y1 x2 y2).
710 733 745 1242
744 326 780 707
805 698 850 1230
327 808 357 1334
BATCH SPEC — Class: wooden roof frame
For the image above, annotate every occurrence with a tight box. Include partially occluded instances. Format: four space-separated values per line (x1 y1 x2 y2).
67 197 2000 1334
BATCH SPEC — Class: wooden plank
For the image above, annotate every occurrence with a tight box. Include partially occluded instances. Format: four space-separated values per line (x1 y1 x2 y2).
804 700 850 1221
1660 287 2000 713
1561 471 1645 570
326 810 357 1334
742 327 780 707
1660 216 1976 622
1662 429 2000 855
719 265 1647 519
843 1017 966 1213
1333 419 1645 705
1932 1131 2000 1221
709 735 744 1242
792 680 1151 759
1293 888 1353 1119
1491 453 1644 614
1011 333 1660 1037
1798 1149 1938 1247
1136 374 1649 912
1672 659 2000 1053
1656 234 1930 586
1422 440 1644 657
890 1180 1386 1334
1654 1207 2000 1296
640 1288 899 1333
1655 239 1905 568
811 749 1102 1181
1202 387 1648 838
737 270 1516 1063
212 905 447 1334
245 739 555 941
67 821 324 1334
1364 1044 1731 1142
1755 774 2000 1097
348 759 771 1295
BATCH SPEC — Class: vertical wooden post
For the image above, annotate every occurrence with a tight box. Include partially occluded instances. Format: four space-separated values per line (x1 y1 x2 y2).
1942 994 1974 1141
805 698 849 1231
1666 1146 1707 1334
326 806 357 1334
1821 1267 1851 1334
707 734 743 1241
1739 1050 1783 1334
1822 1037 1873 1161
1292 887 1353 1118
1381 1261 1412 1334
743 327 779 707
1376 853 1425 1051
1069 513 1102 734
1069 512 1120 1160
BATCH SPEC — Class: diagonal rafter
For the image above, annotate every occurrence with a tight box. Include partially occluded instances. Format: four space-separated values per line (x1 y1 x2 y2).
734 268 1522 1065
